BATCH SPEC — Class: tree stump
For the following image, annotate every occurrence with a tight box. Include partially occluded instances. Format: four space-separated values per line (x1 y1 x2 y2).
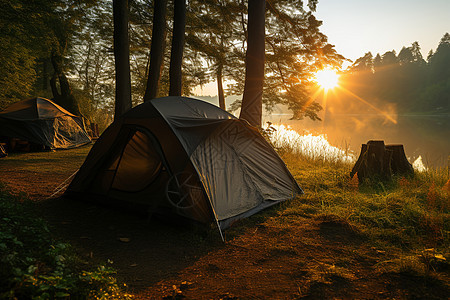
350 140 414 183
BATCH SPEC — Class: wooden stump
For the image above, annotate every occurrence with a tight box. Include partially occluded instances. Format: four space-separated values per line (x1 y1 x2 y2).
350 140 413 183
386 144 414 175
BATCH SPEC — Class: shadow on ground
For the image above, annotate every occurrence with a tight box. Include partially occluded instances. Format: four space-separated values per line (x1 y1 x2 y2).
37 196 220 292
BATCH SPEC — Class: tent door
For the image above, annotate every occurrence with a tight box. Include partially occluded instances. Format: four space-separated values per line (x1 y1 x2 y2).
109 128 164 192
91 126 171 201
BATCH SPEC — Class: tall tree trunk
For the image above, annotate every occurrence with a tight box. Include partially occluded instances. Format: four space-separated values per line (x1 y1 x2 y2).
113 0 132 119
144 0 168 101
239 0 265 128
217 63 225 109
169 0 186 96
50 51 81 116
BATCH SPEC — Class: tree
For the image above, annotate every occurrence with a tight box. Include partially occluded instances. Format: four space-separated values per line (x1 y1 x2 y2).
428 33 450 83
350 52 373 72
373 53 382 72
226 0 343 121
239 0 266 128
50 50 81 115
70 1 116 127
0 0 56 109
398 42 425 65
113 0 132 119
381 50 398 66
423 33 450 111
187 0 242 110
169 0 187 96
143 0 168 101
337 35 449 115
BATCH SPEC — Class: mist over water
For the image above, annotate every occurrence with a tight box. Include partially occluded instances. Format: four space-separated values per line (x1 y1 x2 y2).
264 112 450 168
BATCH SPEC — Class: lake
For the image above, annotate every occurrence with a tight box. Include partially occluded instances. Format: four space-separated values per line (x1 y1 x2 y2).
264 112 450 168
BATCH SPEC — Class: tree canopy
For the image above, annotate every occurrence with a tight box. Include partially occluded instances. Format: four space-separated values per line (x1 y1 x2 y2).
0 0 356 124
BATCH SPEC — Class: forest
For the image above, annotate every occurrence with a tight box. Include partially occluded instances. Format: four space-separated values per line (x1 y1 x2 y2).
336 34 450 116
0 0 343 130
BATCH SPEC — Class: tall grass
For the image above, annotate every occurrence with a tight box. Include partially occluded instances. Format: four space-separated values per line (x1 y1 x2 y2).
269 125 450 252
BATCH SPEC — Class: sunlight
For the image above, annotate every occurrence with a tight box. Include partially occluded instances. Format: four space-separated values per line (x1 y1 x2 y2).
412 156 427 172
314 69 340 90
337 86 398 124
267 124 355 164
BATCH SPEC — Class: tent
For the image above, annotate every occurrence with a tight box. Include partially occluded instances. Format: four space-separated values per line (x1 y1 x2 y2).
0 97 91 149
66 96 302 237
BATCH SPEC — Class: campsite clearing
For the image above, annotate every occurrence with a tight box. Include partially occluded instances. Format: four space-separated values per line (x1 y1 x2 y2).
0 146 449 299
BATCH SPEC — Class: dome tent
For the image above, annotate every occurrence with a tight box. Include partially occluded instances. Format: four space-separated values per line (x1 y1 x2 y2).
65 96 302 238
0 97 91 149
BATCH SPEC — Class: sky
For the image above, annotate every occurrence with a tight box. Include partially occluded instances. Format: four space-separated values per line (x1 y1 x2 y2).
314 0 450 62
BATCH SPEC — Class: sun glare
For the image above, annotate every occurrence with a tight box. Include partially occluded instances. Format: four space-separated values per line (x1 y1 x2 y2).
315 69 339 90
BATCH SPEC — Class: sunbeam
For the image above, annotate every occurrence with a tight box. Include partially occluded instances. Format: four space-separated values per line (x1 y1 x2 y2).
337 86 398 124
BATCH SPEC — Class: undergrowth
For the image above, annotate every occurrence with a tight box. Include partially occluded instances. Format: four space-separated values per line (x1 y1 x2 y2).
0 184 133 300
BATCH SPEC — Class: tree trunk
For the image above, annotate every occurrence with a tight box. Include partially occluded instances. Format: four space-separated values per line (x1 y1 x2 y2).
113 0 132 119
217 63 225 110
50 51 80 116
144 0 167 102
350 140 414 183
168 0 186 96
239 0 265 128
42 59 49 93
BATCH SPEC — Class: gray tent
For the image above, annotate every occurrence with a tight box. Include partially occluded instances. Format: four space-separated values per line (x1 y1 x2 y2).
0 97 91 149
66 96 301 237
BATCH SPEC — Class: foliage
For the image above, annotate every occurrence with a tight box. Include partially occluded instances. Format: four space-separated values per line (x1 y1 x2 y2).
1 0 343 123
0 0 51 108
70 0 116 116
190 0 345 120
0 185 133 299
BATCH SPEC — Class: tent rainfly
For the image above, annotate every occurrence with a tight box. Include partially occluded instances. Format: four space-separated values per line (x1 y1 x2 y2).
0 97 91 149
65 96 302 238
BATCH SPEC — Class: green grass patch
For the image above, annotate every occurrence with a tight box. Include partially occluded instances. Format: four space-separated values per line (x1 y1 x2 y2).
281 150 450 250
0 145 92 173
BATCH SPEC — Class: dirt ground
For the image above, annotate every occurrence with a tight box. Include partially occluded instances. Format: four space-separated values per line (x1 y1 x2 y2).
1 150 449 299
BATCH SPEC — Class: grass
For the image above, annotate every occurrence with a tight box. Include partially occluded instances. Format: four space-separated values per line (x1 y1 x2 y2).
0 145 92 173
279 150 450 286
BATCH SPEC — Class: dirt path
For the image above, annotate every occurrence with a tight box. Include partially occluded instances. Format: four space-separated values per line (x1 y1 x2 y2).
1 149 448 299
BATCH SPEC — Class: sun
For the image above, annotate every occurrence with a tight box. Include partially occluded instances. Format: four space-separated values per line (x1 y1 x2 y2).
314 69 340 90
